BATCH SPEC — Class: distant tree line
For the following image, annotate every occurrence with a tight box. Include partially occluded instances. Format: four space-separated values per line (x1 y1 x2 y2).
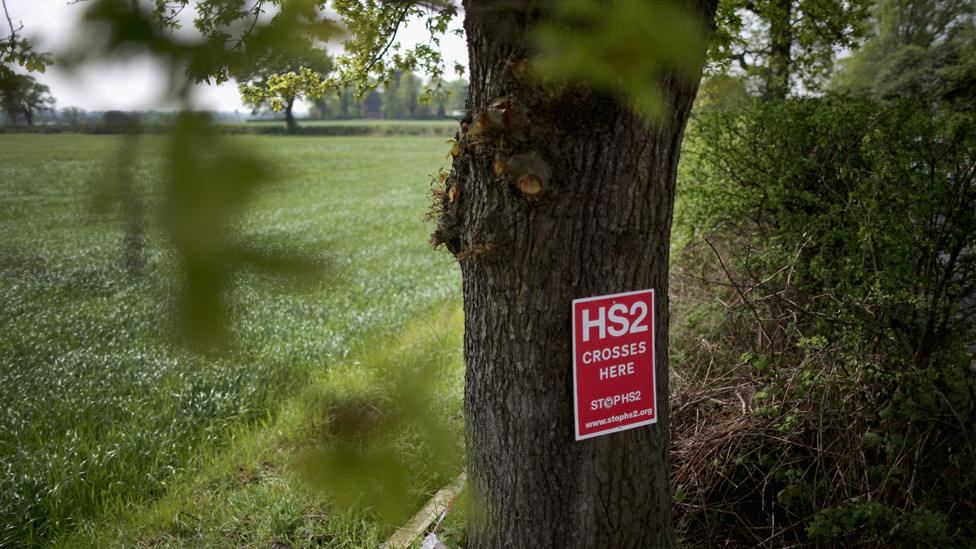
307 72 468 121
0 105 242 127
1 71 467 128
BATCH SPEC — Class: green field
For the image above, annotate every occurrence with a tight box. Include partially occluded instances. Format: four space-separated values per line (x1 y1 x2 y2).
0 133 463 546
241 118 460 126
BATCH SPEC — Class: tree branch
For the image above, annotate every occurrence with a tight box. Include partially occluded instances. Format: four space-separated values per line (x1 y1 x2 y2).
2 0 19 48
362 4 412 76
231 0 267 52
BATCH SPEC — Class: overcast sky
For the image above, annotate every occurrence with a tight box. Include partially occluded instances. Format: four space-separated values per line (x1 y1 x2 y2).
4 0 469 112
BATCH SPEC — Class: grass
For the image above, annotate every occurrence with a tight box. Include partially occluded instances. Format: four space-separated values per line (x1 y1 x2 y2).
59 304 465 548
0 133 463 546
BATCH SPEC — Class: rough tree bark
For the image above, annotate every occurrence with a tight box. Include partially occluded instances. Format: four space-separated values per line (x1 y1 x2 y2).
433 1 717 546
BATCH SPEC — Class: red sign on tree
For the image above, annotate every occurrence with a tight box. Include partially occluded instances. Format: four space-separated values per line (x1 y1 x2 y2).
572 289 657 440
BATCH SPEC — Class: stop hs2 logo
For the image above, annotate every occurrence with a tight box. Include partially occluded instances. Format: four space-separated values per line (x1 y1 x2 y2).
572 289 657 441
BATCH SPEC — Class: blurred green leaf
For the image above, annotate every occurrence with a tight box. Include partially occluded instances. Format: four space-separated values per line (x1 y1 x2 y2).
533 0 709 119
297 307 465 525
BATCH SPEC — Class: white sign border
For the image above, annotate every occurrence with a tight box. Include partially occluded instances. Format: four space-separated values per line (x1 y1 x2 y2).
572 288 658 441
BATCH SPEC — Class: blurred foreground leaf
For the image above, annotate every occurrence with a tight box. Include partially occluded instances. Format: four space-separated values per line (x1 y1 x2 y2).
163 113 267 348
297 306 465 525
161 113 334 349
533 0 710 119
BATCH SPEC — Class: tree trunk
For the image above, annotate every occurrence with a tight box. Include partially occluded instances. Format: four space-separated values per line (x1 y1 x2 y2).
765 0 793 100
284 96 297 134
434 1 715 546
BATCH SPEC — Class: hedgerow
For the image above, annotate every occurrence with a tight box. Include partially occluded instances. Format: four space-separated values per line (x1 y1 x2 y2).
670 97 976 546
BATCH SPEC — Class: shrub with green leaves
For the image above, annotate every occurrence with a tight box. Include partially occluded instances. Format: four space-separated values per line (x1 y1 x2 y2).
670 97 976 546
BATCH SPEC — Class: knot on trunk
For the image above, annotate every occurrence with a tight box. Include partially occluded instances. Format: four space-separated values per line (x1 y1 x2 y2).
463 97 529 144
487 97 528 132
516 174 543 198
494 151 551 200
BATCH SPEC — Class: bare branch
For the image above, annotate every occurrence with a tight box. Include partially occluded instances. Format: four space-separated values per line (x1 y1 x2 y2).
2 0 19 47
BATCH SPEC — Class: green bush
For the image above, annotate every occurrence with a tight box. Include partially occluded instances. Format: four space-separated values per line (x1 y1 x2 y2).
670 97 976 546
